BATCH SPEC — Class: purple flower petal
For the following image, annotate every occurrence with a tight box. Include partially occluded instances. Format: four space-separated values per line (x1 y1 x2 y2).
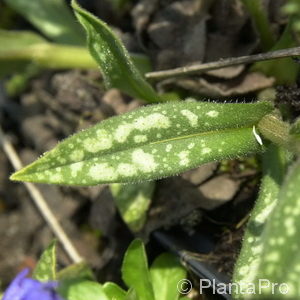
2 268 64 300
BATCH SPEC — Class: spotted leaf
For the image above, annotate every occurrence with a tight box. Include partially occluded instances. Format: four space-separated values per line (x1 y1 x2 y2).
32 240 57 281
110 182 155 232
233 145 287 299
10 101 273 186
251 160 300 298
71 0 160 103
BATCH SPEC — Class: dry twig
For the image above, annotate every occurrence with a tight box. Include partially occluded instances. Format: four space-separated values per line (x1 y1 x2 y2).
146 46 300 80
0 126 83 264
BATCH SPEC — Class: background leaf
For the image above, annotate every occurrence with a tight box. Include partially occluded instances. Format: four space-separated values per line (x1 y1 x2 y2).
122 239 155 300
0 30 47 77
110 182 155 231
232 144 287 299
58 279 109 300
72 0 161 103
103 282 126 300
0 29 150 79
32 240 56 281
4 0 85 45
11 101 273 186
241 0 275 50
57 262 94 281
252 20 299 84
150 253 186 300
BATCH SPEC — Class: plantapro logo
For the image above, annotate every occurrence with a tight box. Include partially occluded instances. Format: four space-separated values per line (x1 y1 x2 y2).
199 279 289 295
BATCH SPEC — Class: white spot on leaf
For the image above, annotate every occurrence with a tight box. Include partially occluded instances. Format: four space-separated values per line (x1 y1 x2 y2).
115 113 170 143
134 135 148 143
70 150 84 161
89 163 116 181
202 147 212 154
117 163 137 176
180 110 198 127
178 151 190 166
132 149 157 172
84 129 113 152
166 144 172 152
206 110 219 117
70 162 84 177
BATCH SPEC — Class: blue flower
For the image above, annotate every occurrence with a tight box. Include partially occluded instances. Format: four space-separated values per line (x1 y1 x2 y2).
3 268 64 300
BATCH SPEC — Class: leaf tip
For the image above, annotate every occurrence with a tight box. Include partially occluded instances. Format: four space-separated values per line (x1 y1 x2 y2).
10 170 23 182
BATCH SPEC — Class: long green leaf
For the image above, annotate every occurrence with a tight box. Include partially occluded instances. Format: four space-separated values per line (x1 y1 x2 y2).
32 240 56 281
5 0 85 45
150 253 186 300
10 101 273 186
252 160 300 298
232 145 287 299
71 0 160 103
122 239 155 300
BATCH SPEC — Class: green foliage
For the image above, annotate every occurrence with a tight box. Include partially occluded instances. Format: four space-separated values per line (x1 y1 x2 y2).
241 0 275 50
121 239 186 300
122 239 155 300
102 282 126 300
58 279 109 300
282 0 300 32
10 101 273 186
0 29 151 81
72 0 160 103
251 160 300 298
32 240 57 281
30 239 186 300
0 30 46 77
150 253 186 300
110 182 155 231
232 145 287 299
253 20 299 84
57 262 94 281
4 0 85 45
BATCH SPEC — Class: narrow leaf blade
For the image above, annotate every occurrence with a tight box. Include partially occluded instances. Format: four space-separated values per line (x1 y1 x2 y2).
232 145 287 299
253 160 300 298
122 239 155 300
150 253 186 300
71 0 160 103
32 240 56 281
5 0 85 45
10 101 273 186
